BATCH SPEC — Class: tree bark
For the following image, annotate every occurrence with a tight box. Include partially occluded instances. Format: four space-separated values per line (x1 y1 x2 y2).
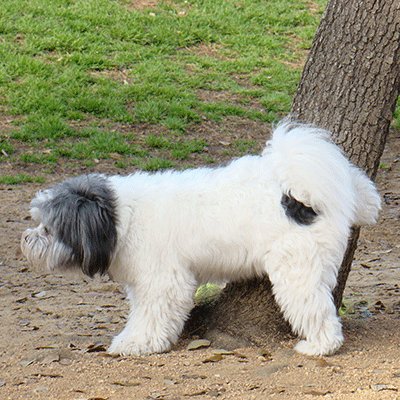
186 0 400 347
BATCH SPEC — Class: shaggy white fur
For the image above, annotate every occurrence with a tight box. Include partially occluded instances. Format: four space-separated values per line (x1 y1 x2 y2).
21 122 381 356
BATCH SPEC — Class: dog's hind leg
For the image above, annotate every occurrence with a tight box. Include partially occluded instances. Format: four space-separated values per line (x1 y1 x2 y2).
264 235 345 356
108 264 197 356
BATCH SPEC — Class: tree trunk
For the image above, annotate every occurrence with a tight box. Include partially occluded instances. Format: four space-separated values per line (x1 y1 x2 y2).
186 0 400 348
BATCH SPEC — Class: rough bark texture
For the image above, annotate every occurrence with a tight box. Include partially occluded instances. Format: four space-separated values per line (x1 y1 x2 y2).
187 0 400 347
292 0 400 177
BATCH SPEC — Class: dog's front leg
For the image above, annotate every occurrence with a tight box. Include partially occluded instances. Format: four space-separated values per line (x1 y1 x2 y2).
108 268 197 356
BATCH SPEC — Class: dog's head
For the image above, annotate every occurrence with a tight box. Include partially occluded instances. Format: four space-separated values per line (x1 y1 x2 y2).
21 174 118 277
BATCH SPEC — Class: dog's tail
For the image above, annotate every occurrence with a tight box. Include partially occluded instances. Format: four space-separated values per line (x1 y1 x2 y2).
348 165 381 225
263 121 381 226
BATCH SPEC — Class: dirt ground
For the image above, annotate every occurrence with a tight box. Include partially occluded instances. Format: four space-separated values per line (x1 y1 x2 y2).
0 128 399 400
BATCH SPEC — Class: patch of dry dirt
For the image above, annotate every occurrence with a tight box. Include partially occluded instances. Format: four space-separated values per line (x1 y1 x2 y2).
126 0 160 11
0 129 399 400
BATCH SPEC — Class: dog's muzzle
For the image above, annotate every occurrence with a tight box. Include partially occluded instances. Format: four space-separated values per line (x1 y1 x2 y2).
21 226 51 268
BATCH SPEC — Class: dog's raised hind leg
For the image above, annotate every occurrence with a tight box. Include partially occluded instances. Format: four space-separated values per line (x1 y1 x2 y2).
264 239 344 356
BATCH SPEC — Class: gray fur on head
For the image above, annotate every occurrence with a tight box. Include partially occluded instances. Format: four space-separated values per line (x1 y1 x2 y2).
30 174 118 277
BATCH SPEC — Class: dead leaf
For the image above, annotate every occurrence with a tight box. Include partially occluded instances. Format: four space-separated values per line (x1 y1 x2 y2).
360 263 372 269
19 357 36 367
16 297 28 303
315 358 333 368
98 352 120 359
234 352 248 359
187 339 211 351
183 390 207 396
258 349 272 360
270 387 286 394
163 378 177 386
213 349 234 355
32 291 47 298
208 389 226 397
371 384 398 392
87 343 107 353
147 393 164 399
303 389 331 396
112 381 140 387
202 354 223 363
0 380 5 387
371 249 392 255
41 351 60 365
92 325 109 330
30 373 63 379
181 374 207 380
374 301 386 311
24 326 39 332
88 398 108 400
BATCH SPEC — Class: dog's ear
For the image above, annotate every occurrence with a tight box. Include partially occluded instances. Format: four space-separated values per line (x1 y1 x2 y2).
45 175 118 277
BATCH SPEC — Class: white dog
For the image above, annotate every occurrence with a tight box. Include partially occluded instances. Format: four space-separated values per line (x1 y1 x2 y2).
21 122 381 356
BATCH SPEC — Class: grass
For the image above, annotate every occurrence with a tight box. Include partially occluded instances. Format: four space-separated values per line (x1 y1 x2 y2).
0 0 330 182
0 174 45 185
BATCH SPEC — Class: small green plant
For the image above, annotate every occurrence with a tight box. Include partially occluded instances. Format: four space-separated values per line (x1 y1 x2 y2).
378 162 390 170
195 283 223 305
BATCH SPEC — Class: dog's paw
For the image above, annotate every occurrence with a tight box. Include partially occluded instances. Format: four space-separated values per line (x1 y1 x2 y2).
294 336 343 356
108 333 171 356
108 342 146 356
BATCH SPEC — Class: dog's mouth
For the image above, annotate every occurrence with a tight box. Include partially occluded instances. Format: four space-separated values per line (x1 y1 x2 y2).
21 226 51 269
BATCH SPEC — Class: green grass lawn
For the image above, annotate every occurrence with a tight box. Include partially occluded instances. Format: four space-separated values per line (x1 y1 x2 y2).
1 0 329 181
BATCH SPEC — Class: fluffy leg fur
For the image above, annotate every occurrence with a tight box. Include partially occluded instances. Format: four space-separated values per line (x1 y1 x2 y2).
264 230 346 356
108 263 197 356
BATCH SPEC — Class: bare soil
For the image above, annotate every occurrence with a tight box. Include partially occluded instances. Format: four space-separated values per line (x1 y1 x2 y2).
0 127 399 400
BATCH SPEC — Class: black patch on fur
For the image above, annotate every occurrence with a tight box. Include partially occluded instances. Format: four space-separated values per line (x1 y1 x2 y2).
281 193 317 225
43 175 118 277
